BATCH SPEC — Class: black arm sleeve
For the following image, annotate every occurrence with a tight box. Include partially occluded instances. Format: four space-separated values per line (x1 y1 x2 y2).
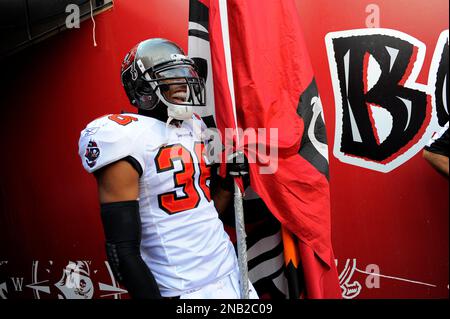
100 200 162 299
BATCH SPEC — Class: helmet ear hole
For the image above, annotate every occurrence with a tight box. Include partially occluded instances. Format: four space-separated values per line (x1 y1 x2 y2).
135 78 153 95
122 81 137 105
136 90 159 110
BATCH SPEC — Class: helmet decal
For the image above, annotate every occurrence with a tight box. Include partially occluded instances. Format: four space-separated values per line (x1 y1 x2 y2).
121 45 138 71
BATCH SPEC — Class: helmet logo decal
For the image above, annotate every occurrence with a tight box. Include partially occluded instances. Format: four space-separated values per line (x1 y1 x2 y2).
84 140 100 168
121 45 138 71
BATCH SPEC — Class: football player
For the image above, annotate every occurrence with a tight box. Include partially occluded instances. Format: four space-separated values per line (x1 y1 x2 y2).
78 38 258 299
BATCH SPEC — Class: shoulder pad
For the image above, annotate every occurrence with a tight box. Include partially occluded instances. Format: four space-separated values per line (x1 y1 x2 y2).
78 114 165 173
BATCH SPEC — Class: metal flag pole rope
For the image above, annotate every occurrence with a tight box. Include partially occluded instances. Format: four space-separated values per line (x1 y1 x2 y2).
218 0 249 299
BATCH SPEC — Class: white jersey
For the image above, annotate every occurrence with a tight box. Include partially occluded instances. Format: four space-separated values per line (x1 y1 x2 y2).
78 113 237 297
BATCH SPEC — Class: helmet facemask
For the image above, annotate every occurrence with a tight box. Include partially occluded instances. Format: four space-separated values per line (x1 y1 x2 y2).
142 63 206 120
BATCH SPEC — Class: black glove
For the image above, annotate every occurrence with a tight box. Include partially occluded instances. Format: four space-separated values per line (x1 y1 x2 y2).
227 151 249 176
221 151 250 191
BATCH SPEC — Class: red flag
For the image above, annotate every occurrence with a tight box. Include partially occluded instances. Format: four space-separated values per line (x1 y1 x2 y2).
206 0 341 298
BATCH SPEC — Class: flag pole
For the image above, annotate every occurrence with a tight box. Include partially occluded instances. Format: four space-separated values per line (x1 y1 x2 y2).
234 178 249 299
218 0 249 299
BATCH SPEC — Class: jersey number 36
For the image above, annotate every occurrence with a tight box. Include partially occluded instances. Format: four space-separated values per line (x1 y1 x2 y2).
155 143 211 214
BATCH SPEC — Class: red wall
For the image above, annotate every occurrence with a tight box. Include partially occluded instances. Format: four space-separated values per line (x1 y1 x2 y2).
0 0 189 299
296 0 449 298
0 0 447 299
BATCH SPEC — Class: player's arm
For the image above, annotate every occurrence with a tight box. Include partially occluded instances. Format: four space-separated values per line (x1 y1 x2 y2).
423 150 449 177
212 174 234 215
423 127 449 178
95 160 162 299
